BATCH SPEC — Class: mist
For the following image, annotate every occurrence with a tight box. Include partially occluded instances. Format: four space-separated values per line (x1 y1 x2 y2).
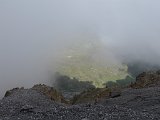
0 0 160 97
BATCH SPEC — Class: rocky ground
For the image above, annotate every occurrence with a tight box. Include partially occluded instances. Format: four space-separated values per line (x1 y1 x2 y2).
1 87 160 120
1 71 160 120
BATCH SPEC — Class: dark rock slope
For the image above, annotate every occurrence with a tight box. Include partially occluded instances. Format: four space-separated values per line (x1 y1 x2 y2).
0 87 160 120
1 71 160 120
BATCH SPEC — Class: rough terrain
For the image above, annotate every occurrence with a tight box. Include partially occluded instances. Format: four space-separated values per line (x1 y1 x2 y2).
1 71 160 120
1 87 160 120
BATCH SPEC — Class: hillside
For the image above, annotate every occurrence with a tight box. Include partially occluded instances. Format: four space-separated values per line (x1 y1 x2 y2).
1 70 160 120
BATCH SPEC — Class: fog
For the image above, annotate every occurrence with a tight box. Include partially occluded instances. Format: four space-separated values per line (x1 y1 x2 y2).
0 0 160 97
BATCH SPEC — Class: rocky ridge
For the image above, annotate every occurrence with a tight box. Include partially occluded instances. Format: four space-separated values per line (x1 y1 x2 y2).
1 70 160 120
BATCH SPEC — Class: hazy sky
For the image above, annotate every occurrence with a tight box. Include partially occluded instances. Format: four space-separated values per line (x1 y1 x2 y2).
0 0 160 97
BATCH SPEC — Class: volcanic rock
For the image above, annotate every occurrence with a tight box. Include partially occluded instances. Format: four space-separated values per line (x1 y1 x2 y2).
32 84 68 104
130 70 160 88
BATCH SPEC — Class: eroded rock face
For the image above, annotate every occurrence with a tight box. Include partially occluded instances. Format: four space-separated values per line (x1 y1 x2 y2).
4 84 68 104
4 87 24 97
71 87 122 105
71 88 112 104
130 70 160 88
31 84 68 104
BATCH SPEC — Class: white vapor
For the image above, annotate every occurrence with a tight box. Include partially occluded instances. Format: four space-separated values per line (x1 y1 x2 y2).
0 0 160 97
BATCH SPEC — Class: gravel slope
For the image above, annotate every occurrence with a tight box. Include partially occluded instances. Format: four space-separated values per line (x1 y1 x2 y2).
0 87 160 120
